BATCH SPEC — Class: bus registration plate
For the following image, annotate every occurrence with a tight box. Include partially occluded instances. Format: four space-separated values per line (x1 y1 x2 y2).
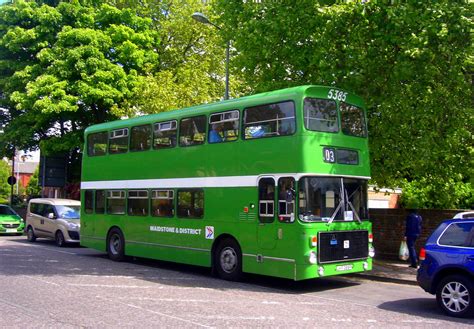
6 229 17 233
336 265 353 272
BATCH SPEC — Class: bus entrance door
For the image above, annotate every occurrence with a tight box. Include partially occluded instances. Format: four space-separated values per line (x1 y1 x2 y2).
257 177 277 250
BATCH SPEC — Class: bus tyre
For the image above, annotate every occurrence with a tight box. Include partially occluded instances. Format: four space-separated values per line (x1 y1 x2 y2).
436 275 474 318
107 228 125 262
26 226 36 242
215 239 242 281
55 231 65 247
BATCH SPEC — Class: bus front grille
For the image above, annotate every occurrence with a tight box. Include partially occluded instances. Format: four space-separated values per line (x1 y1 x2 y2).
318 230 369 264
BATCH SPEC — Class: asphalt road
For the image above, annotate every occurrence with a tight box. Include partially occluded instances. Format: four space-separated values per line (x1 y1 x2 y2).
0 235 472 328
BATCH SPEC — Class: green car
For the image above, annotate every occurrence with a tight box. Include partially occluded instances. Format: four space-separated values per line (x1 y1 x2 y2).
0 204 25 235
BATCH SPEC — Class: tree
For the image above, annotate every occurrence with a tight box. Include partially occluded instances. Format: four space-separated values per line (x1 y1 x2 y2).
26 167 41 197
111 0 232 113
0 159 11 203
0 0 160 156
213 1 473 208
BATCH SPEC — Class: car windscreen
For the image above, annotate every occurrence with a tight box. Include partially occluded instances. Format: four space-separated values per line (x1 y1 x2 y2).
0 206 17 216
55 205 80 219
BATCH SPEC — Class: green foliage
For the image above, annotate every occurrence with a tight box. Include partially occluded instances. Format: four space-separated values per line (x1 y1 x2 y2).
0 159 11 201
26 167 41 197
0 0 160 155
400 178 474 210
213 1 473 208
116 0 230 113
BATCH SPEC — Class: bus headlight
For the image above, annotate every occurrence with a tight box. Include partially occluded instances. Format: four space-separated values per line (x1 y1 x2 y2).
318 266 324 276
309 251 317 264
369 247 375 258
363 262 369 270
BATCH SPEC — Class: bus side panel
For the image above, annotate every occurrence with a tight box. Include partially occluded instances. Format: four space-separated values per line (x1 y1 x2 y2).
125 243 211 267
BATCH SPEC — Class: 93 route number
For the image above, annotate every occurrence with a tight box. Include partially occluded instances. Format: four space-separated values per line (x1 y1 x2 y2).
327 89 348 102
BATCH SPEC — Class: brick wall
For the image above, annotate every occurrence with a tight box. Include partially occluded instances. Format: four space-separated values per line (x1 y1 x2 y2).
369 208 460 259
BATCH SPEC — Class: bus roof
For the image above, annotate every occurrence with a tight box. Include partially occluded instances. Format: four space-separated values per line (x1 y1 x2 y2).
84 85 363 134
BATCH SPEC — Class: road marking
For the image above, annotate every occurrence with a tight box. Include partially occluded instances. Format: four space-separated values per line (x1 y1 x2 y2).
197 315 275 320
116 296 234 304
331 318 352 322
96 296 214 328
401 319 439 324
77 274 196 280
24 275 60 286
69 284 153 289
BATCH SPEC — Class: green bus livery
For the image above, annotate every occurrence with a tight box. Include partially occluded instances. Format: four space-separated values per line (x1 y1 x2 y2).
80 85 374 281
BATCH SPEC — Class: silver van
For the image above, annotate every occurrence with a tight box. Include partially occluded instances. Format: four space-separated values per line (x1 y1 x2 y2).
26 198 81 247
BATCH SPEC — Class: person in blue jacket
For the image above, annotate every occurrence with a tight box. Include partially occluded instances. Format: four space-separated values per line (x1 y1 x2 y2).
209 123 224 143
404 209 423 268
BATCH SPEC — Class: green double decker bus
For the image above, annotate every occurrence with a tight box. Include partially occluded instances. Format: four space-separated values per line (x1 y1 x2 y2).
81 85 374 281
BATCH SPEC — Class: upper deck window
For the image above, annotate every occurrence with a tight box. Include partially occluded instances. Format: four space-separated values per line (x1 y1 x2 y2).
109 128 129 154
87 132 108 156
154 120 177 149
243 101 295 139
340 103 367 137
303 98 338 133
179 116 206 147
130 125 152 152
208 110 239 143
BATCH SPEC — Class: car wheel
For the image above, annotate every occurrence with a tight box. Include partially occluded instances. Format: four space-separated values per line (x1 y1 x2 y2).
107 228 125 261
214 238 242 281
436 274 474 318
26 226 36 242
55 230 66 247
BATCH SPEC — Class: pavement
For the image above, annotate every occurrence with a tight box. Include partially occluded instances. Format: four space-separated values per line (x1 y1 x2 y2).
353 258 419 285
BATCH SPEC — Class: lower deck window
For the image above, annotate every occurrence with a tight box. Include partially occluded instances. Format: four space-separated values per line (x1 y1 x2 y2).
151 190 174 217
96 190 105 214
128 190 148 216
107 190 126 215
84 190 93 214
177 189 204 218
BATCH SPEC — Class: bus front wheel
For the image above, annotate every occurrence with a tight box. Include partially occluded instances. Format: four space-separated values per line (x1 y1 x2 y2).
107 228 125 261
215 238 242 281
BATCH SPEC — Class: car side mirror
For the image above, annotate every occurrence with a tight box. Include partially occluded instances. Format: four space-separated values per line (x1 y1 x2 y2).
47 213 56 219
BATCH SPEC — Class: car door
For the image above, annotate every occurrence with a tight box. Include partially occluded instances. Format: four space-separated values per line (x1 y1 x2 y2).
41 204 57 238
463 222 474 272
28 203 46 238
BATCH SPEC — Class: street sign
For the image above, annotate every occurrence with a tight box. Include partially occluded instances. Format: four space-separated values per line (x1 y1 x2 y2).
7 175 16 186
38 156 66 187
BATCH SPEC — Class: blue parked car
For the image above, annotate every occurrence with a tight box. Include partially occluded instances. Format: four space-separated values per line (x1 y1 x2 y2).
417 219 474 318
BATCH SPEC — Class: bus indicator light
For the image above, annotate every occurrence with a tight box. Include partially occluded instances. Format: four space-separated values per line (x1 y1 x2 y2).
368 233 373 243
310 236 317 247
243 207 249 213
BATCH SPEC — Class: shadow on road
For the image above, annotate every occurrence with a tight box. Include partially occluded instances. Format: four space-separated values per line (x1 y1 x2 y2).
378 298 474 324
2 236 360 295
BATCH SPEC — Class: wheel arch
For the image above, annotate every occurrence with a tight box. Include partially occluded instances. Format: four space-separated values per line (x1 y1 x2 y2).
431 267 474 294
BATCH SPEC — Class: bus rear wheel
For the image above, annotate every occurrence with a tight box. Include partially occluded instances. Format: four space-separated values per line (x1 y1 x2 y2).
107 228 125 261
215 238 242 281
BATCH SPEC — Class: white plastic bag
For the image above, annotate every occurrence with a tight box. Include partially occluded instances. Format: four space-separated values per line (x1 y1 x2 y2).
399 240 409 261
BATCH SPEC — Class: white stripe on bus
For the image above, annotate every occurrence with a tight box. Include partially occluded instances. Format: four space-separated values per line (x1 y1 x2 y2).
81 173 370 190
